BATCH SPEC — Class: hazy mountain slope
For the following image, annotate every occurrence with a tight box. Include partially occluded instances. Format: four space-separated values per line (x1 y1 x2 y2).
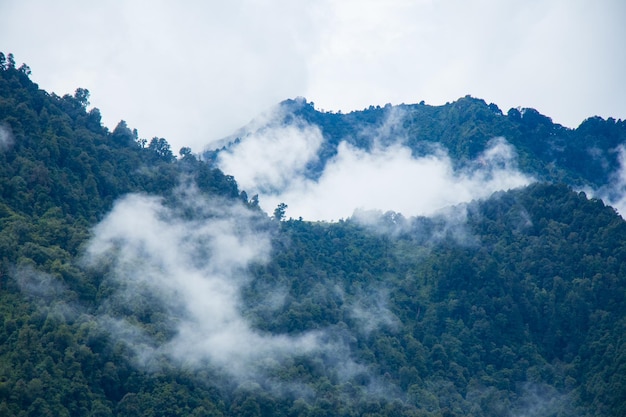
1 54 626 416
208 96 626 190
241 183 626 416
0 56 251 416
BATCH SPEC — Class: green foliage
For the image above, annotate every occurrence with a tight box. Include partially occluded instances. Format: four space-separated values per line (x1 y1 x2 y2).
0 53 246 415
241 184 626 416
255 96 626 188
272 202 288 221
2 53 626 416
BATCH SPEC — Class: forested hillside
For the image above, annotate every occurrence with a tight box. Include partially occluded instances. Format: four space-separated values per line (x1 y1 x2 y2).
1 54 626 416
208 96 626 190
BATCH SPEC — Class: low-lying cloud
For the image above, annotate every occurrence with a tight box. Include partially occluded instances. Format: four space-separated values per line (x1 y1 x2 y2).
14 264 78 320
217 120 323 194
349 286 399 335
83 188 322 379
596 145 626 217
0 123 14 151
216 110 533 221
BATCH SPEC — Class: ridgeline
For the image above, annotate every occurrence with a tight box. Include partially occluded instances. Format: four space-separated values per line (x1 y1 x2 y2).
1 53 625 416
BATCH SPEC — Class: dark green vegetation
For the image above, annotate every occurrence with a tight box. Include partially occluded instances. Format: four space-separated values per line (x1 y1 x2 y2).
1 53 626 416
208 96 626 190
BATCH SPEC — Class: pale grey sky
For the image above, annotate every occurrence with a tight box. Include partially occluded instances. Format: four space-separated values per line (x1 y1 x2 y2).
1 0 624 154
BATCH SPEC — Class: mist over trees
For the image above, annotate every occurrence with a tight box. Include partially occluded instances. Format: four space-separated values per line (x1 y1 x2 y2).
263 95 626 190
1 53 626 416
207 95 626 221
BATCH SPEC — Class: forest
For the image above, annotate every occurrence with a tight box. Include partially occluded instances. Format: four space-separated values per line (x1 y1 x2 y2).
207 95 626 191
1 53 626 416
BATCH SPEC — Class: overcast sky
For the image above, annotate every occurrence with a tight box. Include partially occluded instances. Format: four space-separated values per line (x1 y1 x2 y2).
1 0 625 153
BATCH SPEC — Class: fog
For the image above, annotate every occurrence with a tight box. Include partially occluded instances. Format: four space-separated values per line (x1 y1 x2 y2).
11 152 593 412
0 123 14 151
217 121 323 195
596 145 626 217
216 108 533 221
14 265 78 321
83 187 327 379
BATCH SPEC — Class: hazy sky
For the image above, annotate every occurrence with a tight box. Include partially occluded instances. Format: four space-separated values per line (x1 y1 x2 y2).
1 0 625 153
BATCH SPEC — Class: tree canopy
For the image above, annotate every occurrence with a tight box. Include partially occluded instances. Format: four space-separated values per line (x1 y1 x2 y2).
1 53 626 417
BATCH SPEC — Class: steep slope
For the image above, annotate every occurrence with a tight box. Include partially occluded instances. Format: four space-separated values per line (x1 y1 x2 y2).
1 54 625 417
241 183 626 416
0 55 251 416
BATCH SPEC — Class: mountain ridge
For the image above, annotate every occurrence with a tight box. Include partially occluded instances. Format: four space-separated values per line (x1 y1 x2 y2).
207 95 626 193
1 54 626 416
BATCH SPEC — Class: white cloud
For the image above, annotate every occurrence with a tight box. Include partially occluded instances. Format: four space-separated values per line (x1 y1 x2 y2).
349 287 399 335
217 117 323 194
595 145 626 217
0 124 14 151
289 139 530 220
1 1 624 152
217 110 533 221
84 189 322 378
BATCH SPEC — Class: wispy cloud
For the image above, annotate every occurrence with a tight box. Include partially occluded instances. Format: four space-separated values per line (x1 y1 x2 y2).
217 109 534 221
349 286 399 335
508 382 578 417
83 187 326 379
0 123 14 151
595 145 626 217
13 264 78 320
217 116 323 194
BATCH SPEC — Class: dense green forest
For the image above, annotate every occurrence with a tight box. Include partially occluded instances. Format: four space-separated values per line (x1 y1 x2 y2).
207 96 626 191
1 53 626 416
